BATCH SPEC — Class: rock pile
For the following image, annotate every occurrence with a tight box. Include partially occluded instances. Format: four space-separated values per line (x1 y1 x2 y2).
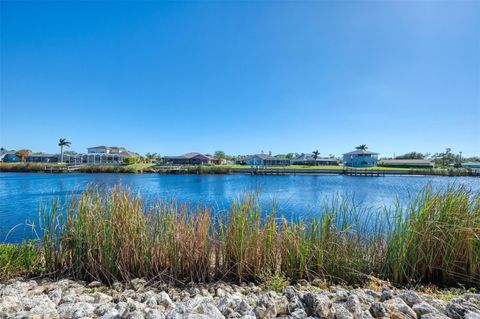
1 278 479 319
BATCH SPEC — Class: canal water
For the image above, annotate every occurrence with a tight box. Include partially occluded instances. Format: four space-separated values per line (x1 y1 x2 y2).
1 172 479 242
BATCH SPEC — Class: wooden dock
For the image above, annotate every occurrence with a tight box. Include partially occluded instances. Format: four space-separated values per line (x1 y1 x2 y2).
237 167 387 176
341 169 386 177
42 165 84 173
157 167 189 174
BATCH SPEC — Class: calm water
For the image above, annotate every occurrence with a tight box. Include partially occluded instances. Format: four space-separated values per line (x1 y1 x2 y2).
1 173 479 242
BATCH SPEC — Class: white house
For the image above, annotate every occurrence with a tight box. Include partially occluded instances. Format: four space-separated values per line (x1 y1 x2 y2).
25 146 137 165
245 154 290 166
87 146 127 154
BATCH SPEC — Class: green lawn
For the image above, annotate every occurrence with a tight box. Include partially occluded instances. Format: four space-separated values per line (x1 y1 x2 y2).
220 164 419 171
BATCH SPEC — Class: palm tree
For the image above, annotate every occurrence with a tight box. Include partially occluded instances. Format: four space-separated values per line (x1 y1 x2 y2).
356 144 368 151
312 150 320 166
58 138 71 163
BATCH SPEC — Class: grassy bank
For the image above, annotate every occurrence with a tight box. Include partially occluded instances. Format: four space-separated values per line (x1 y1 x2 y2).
156 165 234 174
1 162 477 176
0 162 156 174
0 162 67 172
1 185 479 288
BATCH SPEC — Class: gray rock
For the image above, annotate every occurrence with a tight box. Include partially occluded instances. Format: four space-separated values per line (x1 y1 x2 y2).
284 286 304 313
288 308 308 319
192 302 225 319
86 280 102 288
314 294 333 318
334 304 354 319
345 294 363 313
158 291 175 310
112 281 124 291
356 310 375 319
255 294 277 319
7 278 480 319
336 289 351 302
237 299 254 316
130 278 147 291
384 297 417 319
446 299 480 319
57 301 95 319
424 298 447 312
98 308 121 319
369 302 389 318
275 295 289 315
284 286 299 299
218 293 254 317
28 303 60 319
216 288 227 298
145 308 166 319
380 286 393 302
420 314 450 319
399 291 423 307
463 294 480 304
364 290 381 300
95 303 116 316
126 310 145 319
47 287 63 305
91 291 113 304
0 295 23 315
465 312 480 319
302 292 333 317
412 302 439 317
115 301 128 316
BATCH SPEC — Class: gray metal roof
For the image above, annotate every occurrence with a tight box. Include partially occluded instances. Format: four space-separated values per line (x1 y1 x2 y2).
343 149 379 155
164 152 212 160
292 153 337 161
247 154 284 160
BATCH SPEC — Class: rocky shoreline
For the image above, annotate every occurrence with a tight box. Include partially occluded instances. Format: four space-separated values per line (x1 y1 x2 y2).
1 278 479 319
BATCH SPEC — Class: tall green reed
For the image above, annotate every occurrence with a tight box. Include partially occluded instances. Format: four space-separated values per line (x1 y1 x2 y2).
34 185 480 287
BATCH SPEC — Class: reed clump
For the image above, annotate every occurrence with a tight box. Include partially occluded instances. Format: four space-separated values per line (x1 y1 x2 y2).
13 185 480 287
77 165 138 173
384 186 480 286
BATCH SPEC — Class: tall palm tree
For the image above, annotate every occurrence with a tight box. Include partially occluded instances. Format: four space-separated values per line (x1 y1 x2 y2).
312 150 320 166
58 138 71 163
356 144 368 151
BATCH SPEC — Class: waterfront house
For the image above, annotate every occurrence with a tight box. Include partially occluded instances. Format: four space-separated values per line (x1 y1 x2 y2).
379 159 434 168
343 149 379 167
87 146 129 155
26 154 59 163
82 146 137 164
462 162 480 169
163 152 219 165
245 154 290 166
291 153 338 166
0 152 20 162
25 146 137 165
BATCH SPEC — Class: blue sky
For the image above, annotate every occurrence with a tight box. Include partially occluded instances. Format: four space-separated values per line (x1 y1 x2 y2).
1 1 479 157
